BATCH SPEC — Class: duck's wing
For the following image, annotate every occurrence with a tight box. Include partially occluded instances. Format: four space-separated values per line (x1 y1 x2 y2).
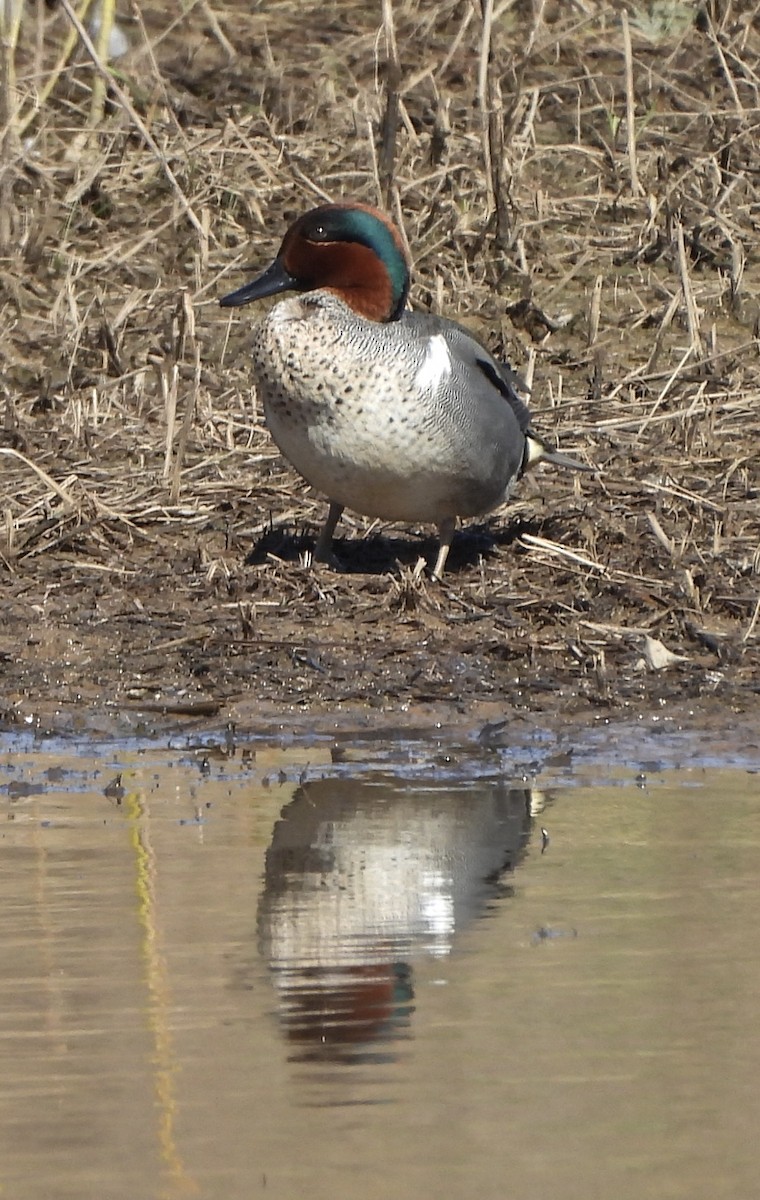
400 311 531 427
400 312 590 473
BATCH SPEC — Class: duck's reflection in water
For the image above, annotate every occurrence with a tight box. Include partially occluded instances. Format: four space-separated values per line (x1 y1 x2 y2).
257 777 536 1063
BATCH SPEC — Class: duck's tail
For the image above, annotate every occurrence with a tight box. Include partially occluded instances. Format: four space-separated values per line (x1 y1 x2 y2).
524 433 594 474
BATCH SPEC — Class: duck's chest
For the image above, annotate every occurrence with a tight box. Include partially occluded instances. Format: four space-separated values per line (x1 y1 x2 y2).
249 299 441 459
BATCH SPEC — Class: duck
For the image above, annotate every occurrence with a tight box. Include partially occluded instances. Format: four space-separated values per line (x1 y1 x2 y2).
219 201 587 578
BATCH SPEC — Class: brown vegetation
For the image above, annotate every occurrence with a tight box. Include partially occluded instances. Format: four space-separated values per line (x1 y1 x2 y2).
0 0 758 727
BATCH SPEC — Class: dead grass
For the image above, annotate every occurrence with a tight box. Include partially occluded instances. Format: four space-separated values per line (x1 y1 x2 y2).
0 0 758 717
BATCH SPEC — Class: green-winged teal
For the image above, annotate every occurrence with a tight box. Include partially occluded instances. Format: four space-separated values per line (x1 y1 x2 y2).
220 202 586 577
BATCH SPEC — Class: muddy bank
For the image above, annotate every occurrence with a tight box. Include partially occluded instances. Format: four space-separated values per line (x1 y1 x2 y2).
1 512 757 740
1 1 758 734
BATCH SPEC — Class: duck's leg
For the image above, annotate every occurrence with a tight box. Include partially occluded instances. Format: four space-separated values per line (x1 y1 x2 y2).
313 501 344 563
431 517 456 581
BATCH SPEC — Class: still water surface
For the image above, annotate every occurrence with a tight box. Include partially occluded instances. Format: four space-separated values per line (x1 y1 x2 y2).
1 727 759 1199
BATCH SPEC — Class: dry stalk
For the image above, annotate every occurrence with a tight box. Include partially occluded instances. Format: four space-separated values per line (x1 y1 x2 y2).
31 0 44 83
703 10 745 116
477 0 496 219
3 503 13 560
729 236 745 308
643 288 681 375
436 3 474 80
197 0 236 62
0 0 23 249
170 292 200 504
89 0 116 126
621 10 642 199
646 511 675 558
587 275 602 347
0 447 77 509
161 362 179 484
520 534 606 575
675 222 703 356
365 108 383 204
379 0 401 207
743 595 760 644
634 345 696 440
476 0 512 250
641 478 724 514
0 0 22 122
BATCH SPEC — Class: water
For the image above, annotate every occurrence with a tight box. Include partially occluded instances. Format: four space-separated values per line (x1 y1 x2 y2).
1 725 759 1199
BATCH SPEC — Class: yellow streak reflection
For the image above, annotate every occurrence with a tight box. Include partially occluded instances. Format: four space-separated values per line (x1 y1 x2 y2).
125 785 198 1198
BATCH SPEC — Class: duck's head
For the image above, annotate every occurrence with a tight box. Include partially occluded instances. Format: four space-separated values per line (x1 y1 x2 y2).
219 202 410 323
